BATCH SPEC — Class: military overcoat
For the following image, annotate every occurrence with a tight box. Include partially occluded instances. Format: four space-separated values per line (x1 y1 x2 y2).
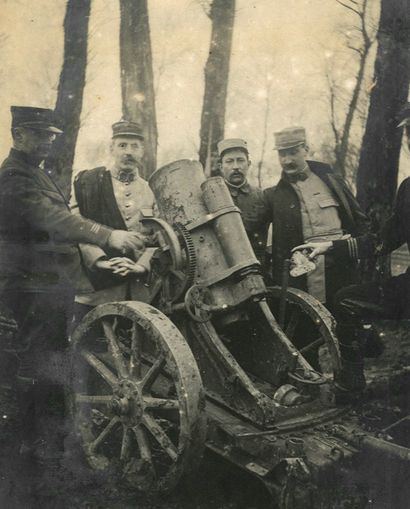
0 149 112 296
263 160 370 305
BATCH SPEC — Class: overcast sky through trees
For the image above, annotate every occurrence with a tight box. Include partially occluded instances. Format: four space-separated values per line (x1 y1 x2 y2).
1 0 409 187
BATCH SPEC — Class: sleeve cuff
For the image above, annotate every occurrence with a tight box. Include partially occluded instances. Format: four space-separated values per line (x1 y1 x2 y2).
136 247 156 272
97 225 114 248
332 238 358 260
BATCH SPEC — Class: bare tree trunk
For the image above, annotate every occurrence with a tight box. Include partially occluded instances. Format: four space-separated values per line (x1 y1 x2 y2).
330 0 375 179
256 78 273 188
336 3 372 177
336 54 369 176
46 0 91 197
120 0 157 180
357 0 410 227
199 0 235 175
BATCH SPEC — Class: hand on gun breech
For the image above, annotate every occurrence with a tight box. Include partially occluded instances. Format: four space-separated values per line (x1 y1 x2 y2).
108 230 146 254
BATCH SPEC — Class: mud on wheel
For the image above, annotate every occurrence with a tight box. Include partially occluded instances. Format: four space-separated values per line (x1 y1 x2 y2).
71 301 206 493
267 286 342 382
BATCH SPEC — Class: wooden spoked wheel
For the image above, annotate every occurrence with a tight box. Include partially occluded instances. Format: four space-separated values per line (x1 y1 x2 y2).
71 301 206 493
267 287 342 382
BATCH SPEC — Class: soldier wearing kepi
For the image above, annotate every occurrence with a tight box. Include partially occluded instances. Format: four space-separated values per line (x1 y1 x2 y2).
72 119 156 324
263 126 369 310
0 106 146 464
217 138 269 270
294 104 410 396
262 127 370 400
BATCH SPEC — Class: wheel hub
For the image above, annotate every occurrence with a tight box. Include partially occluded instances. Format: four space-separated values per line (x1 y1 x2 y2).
110 397 130 415
111 379 144 423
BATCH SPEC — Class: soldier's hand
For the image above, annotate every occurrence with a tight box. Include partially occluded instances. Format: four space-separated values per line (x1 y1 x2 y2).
95 259 117 271
109 257 147 277
108 230 145 253
292 241 333 260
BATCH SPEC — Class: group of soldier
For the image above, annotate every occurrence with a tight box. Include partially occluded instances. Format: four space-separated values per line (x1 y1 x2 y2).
0 103 409 471
219 123 410 393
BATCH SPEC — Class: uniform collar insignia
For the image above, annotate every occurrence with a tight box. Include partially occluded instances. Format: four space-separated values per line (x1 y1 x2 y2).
10 148 42 168
112 169 137 183
281 165 310 184
225 179 250 196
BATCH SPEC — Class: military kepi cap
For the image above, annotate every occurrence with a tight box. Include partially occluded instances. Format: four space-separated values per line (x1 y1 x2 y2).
217 138 248 156
11 106 63 134
397 102 410 127
274 126 306 150
112 119 144 139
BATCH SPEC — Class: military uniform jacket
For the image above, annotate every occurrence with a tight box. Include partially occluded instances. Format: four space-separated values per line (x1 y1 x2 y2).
333 176 410 270
226 181 269 264
0 149 112 294
263 161 370 297
73 166 154 296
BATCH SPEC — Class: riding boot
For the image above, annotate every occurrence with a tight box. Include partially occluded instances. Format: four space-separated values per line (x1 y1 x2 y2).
360 324 385 358
334 324 366 403
16 352 66 464
16 382 38 461
18 382 66 464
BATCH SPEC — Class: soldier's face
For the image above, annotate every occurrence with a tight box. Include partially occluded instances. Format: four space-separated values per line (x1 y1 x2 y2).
220 149 250 185
278 144 308 173
15 128 56 159
111 136 144 172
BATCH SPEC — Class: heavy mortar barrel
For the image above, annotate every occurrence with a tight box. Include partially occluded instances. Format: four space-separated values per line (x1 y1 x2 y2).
149 160 266 313
201 177 258 270
149 159 207 224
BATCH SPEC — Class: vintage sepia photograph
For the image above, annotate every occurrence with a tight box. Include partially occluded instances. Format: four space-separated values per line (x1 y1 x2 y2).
0 0 409 507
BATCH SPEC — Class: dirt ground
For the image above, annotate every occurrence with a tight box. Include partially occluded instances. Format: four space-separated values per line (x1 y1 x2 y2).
0 321 409 509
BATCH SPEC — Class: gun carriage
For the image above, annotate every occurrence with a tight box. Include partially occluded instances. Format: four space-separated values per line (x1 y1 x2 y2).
70 160 410 508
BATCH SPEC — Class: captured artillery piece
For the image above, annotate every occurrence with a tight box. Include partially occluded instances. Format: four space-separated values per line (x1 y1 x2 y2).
72 160 410 508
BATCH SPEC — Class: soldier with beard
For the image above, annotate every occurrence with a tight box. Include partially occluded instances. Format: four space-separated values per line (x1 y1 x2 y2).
0 107 147 466
72 120 155 325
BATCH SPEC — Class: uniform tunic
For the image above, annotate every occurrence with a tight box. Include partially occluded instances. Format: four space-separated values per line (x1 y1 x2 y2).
0 149 113 380
73 167 155 306
0 149 112 296
225 180 269 267
290 167 345 302
263 161 370 308
333 176 410 321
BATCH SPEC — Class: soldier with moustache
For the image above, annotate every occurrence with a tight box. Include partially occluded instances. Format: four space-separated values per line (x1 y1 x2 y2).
294 105 410 396
71 120 156 324
263 126 369 310
262 127 370 400
0 106 146 463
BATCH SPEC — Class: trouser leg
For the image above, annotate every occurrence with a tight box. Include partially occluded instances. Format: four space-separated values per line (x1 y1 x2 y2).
333 275 408 395
7 289 73 458
69 302 95 335
333 283 379 395
333 323 366 394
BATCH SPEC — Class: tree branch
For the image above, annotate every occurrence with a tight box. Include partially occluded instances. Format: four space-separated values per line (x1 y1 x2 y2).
335 0 361 16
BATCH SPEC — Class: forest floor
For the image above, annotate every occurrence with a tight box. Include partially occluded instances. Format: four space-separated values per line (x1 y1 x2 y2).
0 321 409 509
